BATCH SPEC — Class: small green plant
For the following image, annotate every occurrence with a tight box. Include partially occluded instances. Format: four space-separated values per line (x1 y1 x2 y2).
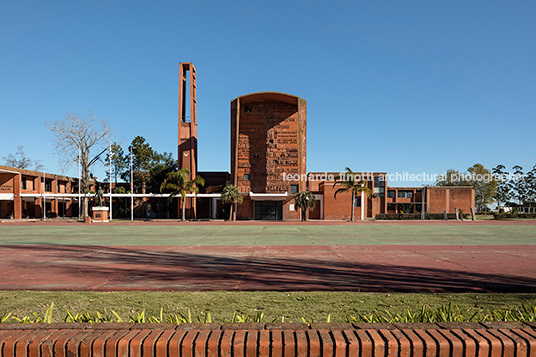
11 303 54 323
2 303 536 324
65 308 118 323
1 313 12 323
344 303 536 323
129 310 146 323
232 311 264 323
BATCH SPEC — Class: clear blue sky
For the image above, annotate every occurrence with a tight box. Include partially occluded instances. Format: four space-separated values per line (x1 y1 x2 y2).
1 0 535 186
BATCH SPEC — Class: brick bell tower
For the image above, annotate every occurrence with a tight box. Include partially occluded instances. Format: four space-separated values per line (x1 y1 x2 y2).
178 62 198 218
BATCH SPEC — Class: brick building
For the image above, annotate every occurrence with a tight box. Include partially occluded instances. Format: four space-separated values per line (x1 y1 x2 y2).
174 62 474 220
0 165 97 219
230 92 307 220
1 62 474 221
223 89 474 220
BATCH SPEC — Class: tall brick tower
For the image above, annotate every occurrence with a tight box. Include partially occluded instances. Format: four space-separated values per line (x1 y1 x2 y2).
178 62 198 218
230 92 307 220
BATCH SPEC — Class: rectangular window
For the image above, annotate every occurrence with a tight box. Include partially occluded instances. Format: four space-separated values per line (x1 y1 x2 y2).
290 184 299 194
387 203 396 211
387 190 395 198
45 180 52 192
244 174 251 181
374 176 385 197
21 178 27 190
354 196 361 207
398 191 414 198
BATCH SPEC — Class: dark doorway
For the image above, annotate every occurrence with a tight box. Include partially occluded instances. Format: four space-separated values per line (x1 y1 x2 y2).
254 201 283 220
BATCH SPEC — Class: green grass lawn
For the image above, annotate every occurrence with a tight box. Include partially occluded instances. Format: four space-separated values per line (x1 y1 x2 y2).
1 224 535 245
1 291 535 323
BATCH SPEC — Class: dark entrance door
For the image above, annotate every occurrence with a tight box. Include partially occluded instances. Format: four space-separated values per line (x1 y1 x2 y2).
254 201 283 220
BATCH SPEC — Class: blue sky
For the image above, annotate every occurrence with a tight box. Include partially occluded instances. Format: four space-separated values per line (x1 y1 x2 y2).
1 0 535 186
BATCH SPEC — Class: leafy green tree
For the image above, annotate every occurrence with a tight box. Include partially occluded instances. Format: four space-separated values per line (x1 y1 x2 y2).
295 191 316 221
492 164 511 209
148 152 177 193
110 142 127 184
467 163 497 212
435 169 465 186
131 136 155 172
121 136 177 194
511 165 528 207
103 142 127 184
121 136 154 192
333 167 372 221
221 184 243 221
526 165 536 207
160 168 205 221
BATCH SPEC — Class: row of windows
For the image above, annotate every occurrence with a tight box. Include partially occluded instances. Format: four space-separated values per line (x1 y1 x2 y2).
386 190 415 198
20 178 70 192
387 190 415 198
398 191 414 198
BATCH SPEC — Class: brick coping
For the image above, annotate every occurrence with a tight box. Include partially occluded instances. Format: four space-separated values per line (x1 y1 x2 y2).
1 321 535 356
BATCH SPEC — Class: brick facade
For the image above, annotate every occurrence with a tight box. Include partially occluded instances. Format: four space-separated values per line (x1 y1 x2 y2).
0 165 96 219
177 62 198 219
231 92 307 220
426 186 475 214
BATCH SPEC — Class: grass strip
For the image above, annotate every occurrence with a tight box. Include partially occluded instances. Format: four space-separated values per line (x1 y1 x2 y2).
1 291 535 323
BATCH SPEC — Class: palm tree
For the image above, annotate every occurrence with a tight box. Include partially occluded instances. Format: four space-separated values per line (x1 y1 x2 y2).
295 191 316 221
333 167 372 221
160 168 205 221
221 184 243 221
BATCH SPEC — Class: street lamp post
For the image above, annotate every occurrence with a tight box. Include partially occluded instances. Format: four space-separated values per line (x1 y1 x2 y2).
130 146 134 221
78 147 81 221
109 142 112 221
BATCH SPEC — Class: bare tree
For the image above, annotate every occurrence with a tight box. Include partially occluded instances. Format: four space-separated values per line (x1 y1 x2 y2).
2 146 37 169
46 111 111 218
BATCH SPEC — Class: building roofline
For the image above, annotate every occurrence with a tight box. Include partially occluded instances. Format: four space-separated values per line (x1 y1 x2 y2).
0 165 90 182
231 91 302 105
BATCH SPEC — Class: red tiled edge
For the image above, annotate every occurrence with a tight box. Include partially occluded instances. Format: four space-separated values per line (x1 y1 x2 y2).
0 321 535 356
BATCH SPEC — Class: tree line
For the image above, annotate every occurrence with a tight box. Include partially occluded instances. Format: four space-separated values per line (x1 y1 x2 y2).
435 163 536 211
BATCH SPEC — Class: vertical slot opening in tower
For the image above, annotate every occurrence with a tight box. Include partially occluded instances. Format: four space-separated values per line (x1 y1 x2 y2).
182 69 191 123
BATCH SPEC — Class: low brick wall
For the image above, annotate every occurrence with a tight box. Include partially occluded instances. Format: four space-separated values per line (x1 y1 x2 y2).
0 321 535 356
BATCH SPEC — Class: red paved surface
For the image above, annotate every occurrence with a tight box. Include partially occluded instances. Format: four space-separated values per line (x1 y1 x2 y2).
1 219 536 226
1 244 535 292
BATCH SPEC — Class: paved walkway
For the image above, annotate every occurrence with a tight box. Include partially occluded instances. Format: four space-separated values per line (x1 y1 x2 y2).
1 244 535 293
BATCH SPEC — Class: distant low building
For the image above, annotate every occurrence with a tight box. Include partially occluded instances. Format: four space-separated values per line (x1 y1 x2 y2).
0 165 96 219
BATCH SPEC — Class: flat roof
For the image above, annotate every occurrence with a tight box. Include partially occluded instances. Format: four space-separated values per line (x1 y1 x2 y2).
0 165 89 182
232 92 302 105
